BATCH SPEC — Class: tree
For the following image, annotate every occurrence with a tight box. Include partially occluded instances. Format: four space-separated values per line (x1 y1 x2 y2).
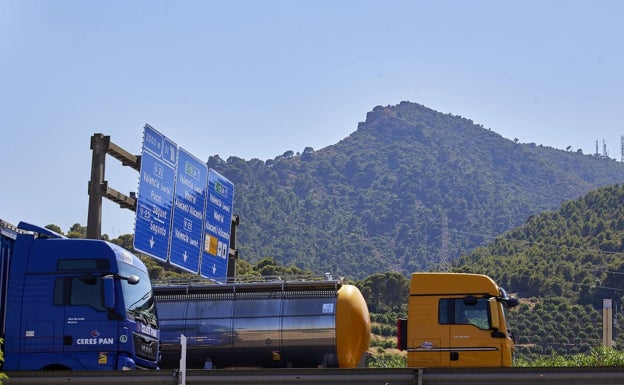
252 257 313 278
0 337 7 382
45 224 63 235
357 272 409 314
111 234 133 250
67 223 87 238
301 147 315 160
234 259 258 277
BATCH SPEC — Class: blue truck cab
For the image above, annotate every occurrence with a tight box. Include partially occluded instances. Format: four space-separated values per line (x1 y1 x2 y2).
0 220 159 370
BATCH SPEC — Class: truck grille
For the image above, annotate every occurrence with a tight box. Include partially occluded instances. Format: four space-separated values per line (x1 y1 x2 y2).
133 332 159 361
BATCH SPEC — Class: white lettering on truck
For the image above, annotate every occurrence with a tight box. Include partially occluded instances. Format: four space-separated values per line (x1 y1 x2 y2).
76 338 114 345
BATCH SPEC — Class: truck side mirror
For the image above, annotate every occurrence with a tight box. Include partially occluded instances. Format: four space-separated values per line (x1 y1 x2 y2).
488 298 500 330
505 296 519 308
126 275 140 285
103 276 115 309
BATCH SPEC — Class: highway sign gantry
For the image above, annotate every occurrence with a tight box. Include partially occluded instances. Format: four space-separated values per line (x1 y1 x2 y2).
133 124 235 281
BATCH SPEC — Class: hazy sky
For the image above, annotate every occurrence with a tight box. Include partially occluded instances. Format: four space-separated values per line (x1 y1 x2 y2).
1 1 623 237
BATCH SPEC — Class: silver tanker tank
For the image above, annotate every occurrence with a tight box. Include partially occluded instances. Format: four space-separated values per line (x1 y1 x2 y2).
153 279 370 369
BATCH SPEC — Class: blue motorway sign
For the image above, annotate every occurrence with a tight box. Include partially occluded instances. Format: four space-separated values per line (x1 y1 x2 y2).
133 125 177 261
200 169 234 281
169 148 208 274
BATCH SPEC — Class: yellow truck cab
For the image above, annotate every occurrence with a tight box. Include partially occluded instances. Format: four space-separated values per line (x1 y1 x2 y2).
397 273 518 367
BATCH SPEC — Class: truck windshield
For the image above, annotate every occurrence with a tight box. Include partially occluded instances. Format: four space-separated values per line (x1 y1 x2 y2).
118 263 158 328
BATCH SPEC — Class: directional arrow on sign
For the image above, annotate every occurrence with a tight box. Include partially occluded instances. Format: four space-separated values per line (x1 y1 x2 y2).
149 236 155 248
212 264 217 274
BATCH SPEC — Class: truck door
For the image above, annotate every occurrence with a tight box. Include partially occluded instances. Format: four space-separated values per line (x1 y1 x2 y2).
20 275 64 358
408 296 451 367
59 275 119 369
448 296 502 367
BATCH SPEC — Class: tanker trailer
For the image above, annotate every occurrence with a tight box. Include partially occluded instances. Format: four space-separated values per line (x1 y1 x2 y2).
153 279 370 369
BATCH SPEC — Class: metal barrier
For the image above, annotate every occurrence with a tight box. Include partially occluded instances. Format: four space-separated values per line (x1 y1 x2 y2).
5 367 624 385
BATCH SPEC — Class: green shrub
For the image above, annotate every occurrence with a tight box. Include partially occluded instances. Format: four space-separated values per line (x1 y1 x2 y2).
0 337 7 383
517 346 624 367
368 353 406 368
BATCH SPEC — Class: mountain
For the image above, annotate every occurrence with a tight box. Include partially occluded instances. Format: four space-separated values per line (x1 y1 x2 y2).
206 101 624 280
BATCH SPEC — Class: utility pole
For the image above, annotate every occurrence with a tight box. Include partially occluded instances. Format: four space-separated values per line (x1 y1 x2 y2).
603 299 615 348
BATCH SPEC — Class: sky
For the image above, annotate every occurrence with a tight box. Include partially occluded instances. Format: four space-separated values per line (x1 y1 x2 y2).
1 0 623 237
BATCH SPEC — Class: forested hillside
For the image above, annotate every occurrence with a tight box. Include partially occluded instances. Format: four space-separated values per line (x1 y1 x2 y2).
206 101 624 279
455 183 624 304
454 183 624 358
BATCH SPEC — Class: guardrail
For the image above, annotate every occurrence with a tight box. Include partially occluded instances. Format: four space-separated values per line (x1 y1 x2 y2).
424 367 624 385
5 367 624 385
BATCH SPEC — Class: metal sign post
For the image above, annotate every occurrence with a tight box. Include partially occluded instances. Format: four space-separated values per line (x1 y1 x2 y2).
178 334 187 385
